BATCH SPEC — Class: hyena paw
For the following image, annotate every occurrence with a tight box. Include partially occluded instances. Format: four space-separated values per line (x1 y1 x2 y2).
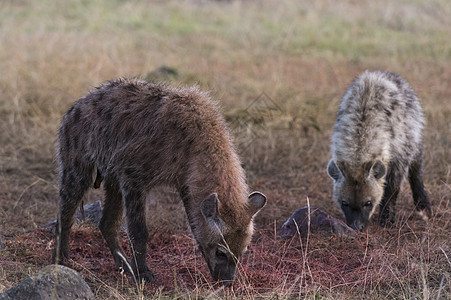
416 207 432 221
136 270 155 284
416 203 432 220
379 214 395 228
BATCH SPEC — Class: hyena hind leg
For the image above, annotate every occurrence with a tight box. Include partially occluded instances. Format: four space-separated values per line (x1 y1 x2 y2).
98 181 132 277
379 164 403 228
408 152 432 220
122 187 154 283
52 165 93 264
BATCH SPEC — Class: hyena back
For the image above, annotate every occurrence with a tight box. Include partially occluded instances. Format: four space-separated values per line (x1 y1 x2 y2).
327 71 431 229
52 78 266 284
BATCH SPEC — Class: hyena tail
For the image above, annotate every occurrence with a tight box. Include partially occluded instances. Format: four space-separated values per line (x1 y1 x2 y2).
93 168 103 189
52 157 95 264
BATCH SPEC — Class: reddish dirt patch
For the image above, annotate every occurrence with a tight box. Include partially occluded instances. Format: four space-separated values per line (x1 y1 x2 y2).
1 224 374 297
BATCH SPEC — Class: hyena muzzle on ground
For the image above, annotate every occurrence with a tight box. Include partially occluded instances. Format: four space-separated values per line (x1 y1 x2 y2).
327 70 432 230
51 78 266 285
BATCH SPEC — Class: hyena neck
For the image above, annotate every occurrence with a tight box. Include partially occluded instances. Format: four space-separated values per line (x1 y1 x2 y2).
184 152 250 230
217 171 249 222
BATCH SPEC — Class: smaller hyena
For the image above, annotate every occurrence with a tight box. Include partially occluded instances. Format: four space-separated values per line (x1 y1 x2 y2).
327 71 432 229
52 78 266 284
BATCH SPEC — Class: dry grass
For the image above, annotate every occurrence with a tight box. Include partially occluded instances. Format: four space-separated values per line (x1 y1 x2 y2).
0 0 450 299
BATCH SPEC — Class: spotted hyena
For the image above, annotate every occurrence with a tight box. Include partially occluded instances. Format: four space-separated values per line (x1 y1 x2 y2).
327 71 432 229
52 78 266 284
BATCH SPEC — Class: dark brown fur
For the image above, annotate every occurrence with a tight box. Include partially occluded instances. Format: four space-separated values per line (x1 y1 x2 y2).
52 78 266 284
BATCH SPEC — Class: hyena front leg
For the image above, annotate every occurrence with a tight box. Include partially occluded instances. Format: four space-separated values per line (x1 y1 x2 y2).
52 165 93 264
408 150 432 220
123 187 154 283
379 163 403 228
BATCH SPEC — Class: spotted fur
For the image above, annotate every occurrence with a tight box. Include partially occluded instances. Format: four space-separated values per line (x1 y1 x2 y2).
327 71 431 229
52 78 266 284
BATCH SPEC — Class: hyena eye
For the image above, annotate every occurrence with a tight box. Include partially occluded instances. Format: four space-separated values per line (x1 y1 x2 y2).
341 201 349 207
364 201 372 207
215 249 227 260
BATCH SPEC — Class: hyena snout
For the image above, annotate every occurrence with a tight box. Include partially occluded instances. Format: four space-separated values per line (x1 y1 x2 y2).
199 192 266 285
341 197 377 230
342 208 370 230
199 246 238 285
202 247 237 285
340 194 379 230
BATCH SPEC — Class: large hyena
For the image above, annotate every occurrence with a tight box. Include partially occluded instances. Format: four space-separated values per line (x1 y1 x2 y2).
52 78 266 284
327 71 431 229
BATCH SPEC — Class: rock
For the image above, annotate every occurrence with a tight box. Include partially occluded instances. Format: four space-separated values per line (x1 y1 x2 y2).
144 66 179 82
279 206 357 239
0 265 94 300
75 200 103 226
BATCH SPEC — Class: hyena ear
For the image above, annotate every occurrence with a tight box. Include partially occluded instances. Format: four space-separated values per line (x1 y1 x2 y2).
248 192 266 216
201 193 220 223
366 160 386 180
327 160 342 181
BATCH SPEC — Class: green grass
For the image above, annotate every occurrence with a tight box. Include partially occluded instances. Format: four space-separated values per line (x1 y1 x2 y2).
3 0 450 61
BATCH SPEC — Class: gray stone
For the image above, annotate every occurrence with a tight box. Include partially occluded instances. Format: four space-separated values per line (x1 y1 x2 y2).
0 235 5 251
279 206 357 239
75 200 103 226
0 264 94 300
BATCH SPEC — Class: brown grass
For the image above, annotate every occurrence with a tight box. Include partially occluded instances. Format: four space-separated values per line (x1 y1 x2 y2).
0 0 450 298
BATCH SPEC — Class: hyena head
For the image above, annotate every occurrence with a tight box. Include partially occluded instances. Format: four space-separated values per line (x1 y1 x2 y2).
327 159 386 229
197 192 266 285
